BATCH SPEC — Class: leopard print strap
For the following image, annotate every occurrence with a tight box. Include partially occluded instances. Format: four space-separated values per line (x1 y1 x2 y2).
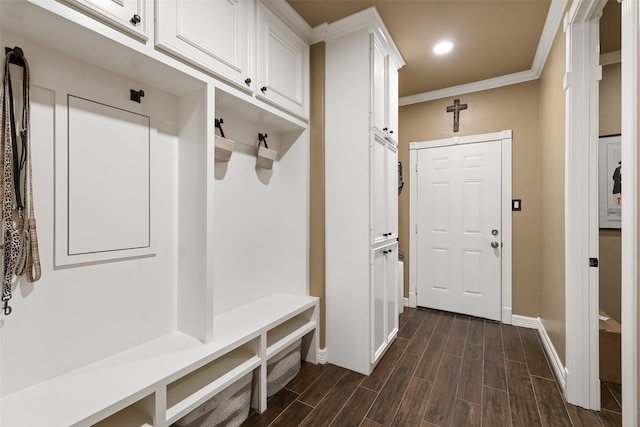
1 48 40 316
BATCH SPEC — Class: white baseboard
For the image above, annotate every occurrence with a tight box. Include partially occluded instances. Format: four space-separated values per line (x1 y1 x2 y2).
318 348 328 364
536 317 566 393
409 292 417 308
510 314 566 392
511 314 538 329
403 297 409 307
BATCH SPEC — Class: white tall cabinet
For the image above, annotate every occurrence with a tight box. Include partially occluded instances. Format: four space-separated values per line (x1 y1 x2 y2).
324 8 404 375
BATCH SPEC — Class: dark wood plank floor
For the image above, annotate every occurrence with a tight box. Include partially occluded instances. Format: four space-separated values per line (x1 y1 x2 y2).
242 307 622 426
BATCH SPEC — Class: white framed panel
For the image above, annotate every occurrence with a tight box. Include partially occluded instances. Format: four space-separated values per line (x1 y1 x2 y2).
56 95 154 266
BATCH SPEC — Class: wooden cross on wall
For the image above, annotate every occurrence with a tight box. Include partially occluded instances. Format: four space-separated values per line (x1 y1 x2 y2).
446 99 467 132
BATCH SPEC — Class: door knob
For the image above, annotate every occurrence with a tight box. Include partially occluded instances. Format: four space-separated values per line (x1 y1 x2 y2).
491 241 499 249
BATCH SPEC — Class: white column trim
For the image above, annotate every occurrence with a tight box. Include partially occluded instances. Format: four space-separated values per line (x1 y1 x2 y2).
563 0 606 410
620 0 638 424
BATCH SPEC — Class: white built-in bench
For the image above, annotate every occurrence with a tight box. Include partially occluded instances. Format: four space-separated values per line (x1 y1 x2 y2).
0 293 318 427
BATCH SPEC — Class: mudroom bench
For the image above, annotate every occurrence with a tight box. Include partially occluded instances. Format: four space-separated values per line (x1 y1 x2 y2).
0 293 318 427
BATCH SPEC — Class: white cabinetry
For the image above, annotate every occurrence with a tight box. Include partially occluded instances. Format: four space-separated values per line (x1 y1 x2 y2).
155 0 310 119
156 0 255 91
0 0 314 425
257 2 309 120
325 7 404 375
372 133 398 245
371 242 398 364
62 0 147 40
371 34 400 144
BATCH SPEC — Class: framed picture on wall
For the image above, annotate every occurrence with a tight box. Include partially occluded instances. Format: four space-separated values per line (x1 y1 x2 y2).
599 134 622 229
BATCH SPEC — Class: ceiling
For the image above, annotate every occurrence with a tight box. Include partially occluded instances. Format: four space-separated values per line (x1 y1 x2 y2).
288 0 622 99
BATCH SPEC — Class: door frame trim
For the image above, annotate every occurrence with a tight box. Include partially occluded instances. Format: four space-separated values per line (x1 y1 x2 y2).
408 130 513 323
563 0 607 410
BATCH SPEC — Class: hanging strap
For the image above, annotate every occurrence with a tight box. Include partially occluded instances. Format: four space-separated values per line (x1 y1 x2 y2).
1 47 41 316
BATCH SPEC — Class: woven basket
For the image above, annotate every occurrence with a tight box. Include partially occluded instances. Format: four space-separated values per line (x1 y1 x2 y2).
215 135 235 162
256 145 277 170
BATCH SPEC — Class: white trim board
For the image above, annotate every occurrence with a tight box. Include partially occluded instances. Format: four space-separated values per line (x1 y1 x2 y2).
317 348 328 364
512 315 567 393
408 130 512 324
620 0 638 424
563 0 607 410
399 0 566 105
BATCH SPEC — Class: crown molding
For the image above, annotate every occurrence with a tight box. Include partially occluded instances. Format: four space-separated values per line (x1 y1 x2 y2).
312 6 405 68
399 0 567 105
399 69 539 106
260 0 313 43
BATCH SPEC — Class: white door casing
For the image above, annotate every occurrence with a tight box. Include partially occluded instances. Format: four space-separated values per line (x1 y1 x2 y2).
409 131 512 323
563 0 606 410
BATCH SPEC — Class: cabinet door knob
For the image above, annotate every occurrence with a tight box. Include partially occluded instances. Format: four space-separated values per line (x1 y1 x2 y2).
260 86 267 93
245 78 252 85
390 130 394 134
130 14 141 25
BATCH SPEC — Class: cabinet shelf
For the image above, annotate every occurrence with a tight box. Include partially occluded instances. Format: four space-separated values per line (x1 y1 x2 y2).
92 394 155 427
266 307 316 358
165 344 260 424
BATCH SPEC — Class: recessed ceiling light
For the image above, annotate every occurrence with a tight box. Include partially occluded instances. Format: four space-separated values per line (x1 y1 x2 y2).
433 41 453 55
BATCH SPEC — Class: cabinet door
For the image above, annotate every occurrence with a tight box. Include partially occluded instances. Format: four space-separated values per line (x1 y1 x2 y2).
63 0 147 40
384 244 399 343
156 0 254 92
386 143 398 240
372 135 398 244
371 248 386 363
371 134 387 245
371 35 387 135
256 4 309 119
387 62 399 144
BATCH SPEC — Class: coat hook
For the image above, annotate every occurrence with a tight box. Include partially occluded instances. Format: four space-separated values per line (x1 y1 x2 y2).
130 89 145 103
5 46 26 67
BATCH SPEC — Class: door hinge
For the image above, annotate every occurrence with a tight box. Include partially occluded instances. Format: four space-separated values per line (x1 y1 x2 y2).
415 223 418 234
589 257 599 267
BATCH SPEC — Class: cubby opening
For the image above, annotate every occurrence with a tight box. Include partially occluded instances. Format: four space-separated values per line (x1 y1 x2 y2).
165 339 260 423
266 306 316 357
93 394 155 427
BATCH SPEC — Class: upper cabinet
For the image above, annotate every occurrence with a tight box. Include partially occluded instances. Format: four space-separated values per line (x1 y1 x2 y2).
155 0 310 119
371 34 400 144
156 0 255 92
62 0 148 40
256 3 309 120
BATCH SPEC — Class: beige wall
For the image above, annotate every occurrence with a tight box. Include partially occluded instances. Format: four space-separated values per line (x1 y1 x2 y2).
398 81 542 318
538 20 567 364
309 42 326 348
599 62 622 323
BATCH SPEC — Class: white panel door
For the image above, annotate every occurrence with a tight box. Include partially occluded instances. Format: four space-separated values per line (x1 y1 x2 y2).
416 140 502 320
63 0 147 40
372 134 387 244
386 143 398 240
371 247 386 363
372 135 398 245
257 4 309 119
371 35 386 135
384 243 398 343
386 62 399 144
156 0 253 91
